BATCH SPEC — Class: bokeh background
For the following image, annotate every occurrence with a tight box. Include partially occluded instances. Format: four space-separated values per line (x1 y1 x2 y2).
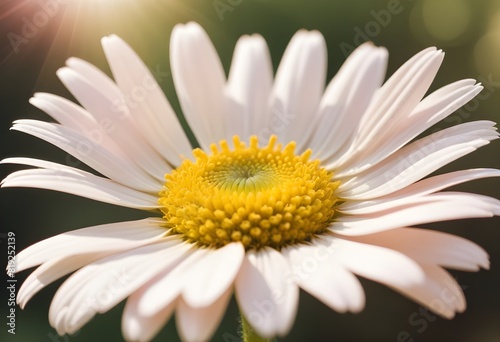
1 0 500 341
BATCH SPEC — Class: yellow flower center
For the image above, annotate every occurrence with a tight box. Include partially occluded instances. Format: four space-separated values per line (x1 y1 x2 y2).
159 135 339 250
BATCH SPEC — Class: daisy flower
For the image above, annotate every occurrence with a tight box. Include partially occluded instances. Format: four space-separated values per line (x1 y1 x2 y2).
3 22 500 342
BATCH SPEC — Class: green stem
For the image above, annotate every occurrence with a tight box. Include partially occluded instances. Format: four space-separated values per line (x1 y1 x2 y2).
240 313 272 342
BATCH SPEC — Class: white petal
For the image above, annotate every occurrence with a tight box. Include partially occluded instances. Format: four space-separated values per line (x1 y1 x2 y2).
235 248 299 338
170 22 227 150
49 238 190 335
349 227 489 271
356 48 443 148
310 42 387 162
330 48 444 169
18 253 107 309
327 237 425 288
57 66 170 180
101 35 192 166
283 241 365 313
55 66 125 127
1 158 159 209
122 286 177 342
337 121 499 199
332 192 500 236
15 218 166 272
53 307 69 336
136 248 210 317
338 168 500 214
226 34 273 141
11 119 159 191
182 243 244 307
176 288 232 342
65 57 123 101
270 30 326 150
335 80 483 175
30 93 96 133
29 93 127 158
390 265 465 318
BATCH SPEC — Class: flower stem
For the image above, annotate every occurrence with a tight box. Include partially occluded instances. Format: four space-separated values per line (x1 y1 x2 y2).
240 314 271 342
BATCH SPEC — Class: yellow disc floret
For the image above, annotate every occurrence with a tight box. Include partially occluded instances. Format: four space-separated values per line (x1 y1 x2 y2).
159 135 339 250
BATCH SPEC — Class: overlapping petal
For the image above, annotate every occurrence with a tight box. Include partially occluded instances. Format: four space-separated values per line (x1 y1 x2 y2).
10 120 159 191
1 158 160 209
310 42 388 162
235 248 299 338
176 289 232 342
102 35 193 166
332 192 500 236
283 240 365 313
14 218 167 272
337 121 499 199
48 238 191 335
346 227 489 271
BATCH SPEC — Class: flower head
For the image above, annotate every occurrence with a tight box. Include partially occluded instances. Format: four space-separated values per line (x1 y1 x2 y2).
3 22 500 342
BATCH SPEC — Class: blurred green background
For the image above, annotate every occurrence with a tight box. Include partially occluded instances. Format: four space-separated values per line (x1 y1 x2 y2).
1 0 499 341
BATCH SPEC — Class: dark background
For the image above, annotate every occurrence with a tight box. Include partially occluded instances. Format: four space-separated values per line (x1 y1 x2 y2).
1 0 499 341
